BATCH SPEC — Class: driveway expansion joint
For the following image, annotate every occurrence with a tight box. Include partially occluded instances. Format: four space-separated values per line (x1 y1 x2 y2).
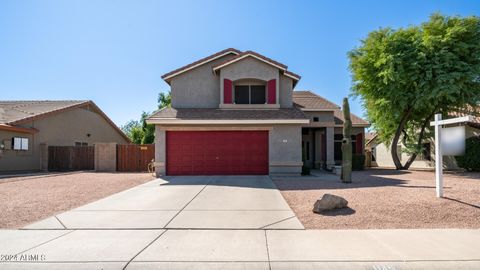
15 230 75 256
122 229 168 270
264 230 272 270
54 215 67 229
162 177 212 228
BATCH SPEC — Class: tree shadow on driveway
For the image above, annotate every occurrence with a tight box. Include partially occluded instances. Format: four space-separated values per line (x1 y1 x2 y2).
272 169 455 191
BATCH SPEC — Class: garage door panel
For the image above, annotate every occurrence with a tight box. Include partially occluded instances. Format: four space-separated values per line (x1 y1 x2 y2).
166 131 268 175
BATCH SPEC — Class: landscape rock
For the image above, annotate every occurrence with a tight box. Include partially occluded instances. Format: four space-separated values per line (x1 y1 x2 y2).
313 194 348 213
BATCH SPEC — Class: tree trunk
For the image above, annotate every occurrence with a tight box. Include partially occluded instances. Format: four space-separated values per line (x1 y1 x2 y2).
403 110 436 169
391 107 413 170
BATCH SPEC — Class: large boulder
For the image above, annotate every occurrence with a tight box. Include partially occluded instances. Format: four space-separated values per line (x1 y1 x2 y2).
313 194 348 213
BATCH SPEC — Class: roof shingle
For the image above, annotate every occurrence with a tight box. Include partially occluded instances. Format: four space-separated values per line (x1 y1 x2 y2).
148 107 308 120
292 91 340 110
0 100 88 125
333 109 370 126
161 48 241 80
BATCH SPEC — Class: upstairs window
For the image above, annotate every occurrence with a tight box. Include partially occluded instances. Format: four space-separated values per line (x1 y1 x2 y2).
234 85 266 104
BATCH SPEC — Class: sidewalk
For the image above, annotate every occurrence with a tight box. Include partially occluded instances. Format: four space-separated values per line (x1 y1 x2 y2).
1 229 479 269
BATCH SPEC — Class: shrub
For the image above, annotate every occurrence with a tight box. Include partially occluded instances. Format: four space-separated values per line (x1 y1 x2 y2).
301 165 311 175
455 136 480 171
352 154 366 171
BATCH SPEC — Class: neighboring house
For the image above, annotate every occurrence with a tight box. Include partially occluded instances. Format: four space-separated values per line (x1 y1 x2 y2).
146 48 369 176
365 111 480 170
0 100 130 172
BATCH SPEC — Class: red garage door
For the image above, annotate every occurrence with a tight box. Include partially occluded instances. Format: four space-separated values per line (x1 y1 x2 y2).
166 131 268 175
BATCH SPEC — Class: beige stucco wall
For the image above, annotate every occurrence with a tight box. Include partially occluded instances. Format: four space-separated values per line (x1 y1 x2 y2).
372 141 435 169
170 54 236 108
269 125 302 175
279 74 293 108
153 124 302 176
0 130 37 171
302 111 335 127
0 107 128 172
369 125 479 170
171 55 294 109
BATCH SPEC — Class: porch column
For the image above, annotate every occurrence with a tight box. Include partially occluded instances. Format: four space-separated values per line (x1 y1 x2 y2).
314 130 322 169
326 127 335 170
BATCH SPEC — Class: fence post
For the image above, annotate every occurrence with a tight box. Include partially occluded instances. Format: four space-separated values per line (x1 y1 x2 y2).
94 143 117 172
39 143 48 171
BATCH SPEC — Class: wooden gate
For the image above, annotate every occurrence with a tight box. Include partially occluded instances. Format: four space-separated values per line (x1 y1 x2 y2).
116 144 155 172
48 146 94 171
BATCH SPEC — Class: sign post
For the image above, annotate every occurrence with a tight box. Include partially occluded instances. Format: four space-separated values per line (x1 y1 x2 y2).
434 114 443 197
430 114 472 198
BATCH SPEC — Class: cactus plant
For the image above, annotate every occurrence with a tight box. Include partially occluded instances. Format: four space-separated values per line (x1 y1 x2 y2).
341 98 352 183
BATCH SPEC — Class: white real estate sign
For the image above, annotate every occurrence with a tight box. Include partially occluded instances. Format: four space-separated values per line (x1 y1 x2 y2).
430 114 472 198
441 126 466 156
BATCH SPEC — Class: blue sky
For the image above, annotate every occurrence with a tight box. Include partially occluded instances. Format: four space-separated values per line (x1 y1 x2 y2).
1 0 478 126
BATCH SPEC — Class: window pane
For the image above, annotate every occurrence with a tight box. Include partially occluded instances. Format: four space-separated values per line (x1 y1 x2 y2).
21 138 28 150
250 85 266 104
13 137 21 150
234 85 249 104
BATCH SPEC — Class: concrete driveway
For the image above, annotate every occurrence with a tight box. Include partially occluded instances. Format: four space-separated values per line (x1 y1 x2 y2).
24 175 303 230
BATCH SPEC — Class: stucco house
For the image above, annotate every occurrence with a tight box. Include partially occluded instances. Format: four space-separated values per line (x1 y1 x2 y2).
0 100 130 172
365 111 480 170
146 48 369 176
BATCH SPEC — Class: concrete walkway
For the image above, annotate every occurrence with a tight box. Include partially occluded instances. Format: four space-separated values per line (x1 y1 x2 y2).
24 176 303 230
1 229 479 269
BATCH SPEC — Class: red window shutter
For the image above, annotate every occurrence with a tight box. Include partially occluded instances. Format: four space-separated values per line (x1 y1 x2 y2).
356 133 363 154
224 79 232 104
267 79 276 104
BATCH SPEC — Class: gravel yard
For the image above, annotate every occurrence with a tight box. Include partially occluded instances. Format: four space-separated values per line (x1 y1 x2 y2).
0 172 154 228
274 169 480 229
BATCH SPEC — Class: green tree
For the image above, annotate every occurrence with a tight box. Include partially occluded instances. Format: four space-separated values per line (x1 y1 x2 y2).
349 13 480 170
158 90 171 109
141 111 155 144
121 120 144 144
122 90 172 144
455 136 480 171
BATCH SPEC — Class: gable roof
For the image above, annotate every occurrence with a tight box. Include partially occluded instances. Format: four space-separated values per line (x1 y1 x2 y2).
0 100 130 142
161 48 241 82
161 48 302 86
292 91 340 111
212 50 301 81
0 100 87 125
293 90 369 127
